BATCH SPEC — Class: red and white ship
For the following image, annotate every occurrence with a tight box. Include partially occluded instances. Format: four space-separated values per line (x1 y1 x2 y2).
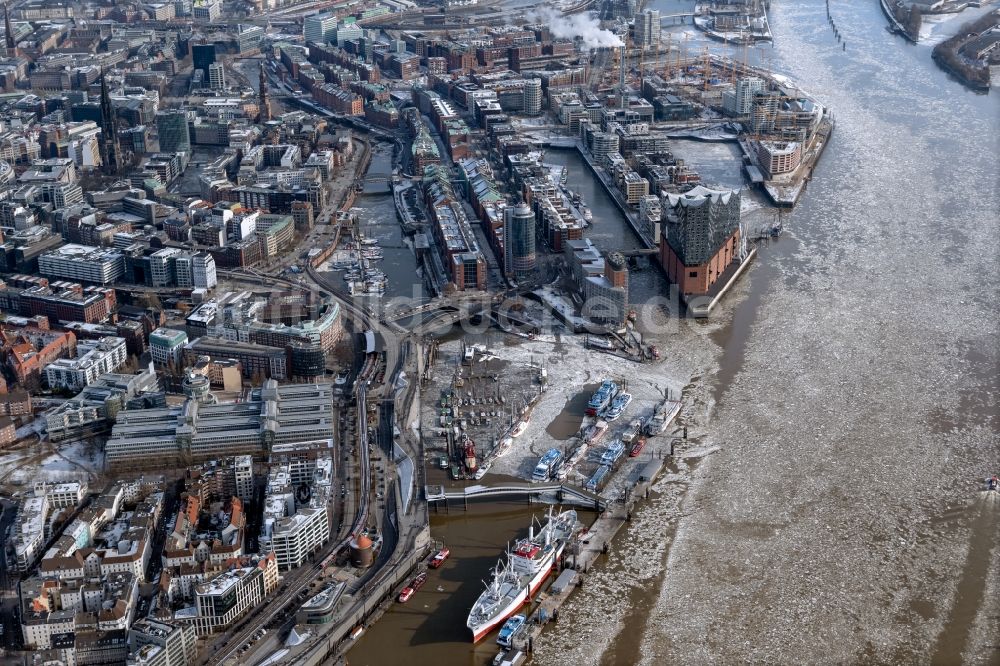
466 509 578 643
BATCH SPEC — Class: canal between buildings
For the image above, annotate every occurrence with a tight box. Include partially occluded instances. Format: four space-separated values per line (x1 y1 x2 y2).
348 1 998 660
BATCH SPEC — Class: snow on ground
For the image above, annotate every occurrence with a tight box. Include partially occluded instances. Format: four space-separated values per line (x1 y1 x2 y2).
445 333 681 481
0 439 102 486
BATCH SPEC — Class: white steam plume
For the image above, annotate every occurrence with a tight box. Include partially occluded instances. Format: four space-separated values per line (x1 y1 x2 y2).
528 8 624 49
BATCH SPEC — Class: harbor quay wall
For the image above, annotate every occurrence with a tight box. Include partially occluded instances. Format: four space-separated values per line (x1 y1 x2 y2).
571 143 657 250
296 530 430 666
516 456 670 651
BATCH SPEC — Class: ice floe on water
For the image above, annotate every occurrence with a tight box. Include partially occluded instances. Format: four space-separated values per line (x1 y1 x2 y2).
533 0 999 662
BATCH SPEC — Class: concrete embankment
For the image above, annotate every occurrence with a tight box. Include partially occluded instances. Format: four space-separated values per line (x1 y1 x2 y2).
572 143 656 250
879 0 918 43
516 456 671 652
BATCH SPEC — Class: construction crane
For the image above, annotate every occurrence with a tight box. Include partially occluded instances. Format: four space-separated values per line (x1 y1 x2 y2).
701 45 712 91
679 32 689 77
661 32 672 79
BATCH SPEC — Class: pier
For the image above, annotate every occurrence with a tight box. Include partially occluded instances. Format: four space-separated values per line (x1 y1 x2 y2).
511 457 671 654
425 482 608 512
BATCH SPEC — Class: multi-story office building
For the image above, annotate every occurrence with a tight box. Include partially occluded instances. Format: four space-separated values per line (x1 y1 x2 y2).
303 13 336 45
184 555 278 635
105 381 336 470
183 337 288 380
126 619 198 666
150 248 181 287
191 43 215 78
18 285 117 324
503 204 536 280
207 63 225 90
564 239 630 325
755 140 802 177
45 365 161 442
333 19 362 46
658 186 742 296
635 9 661 49
621 171 650 204
267 506 329 571
149 328 188 367
38 244 125 285
191 0 220 22
190 252 217 289
723 76 765 116
45 337 128 391
260 457 331 570
156 110 190 154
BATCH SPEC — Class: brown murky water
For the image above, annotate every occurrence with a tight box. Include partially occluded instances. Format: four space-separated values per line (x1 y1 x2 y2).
545 385 597 441
351 501 597 666
929 494 1000 665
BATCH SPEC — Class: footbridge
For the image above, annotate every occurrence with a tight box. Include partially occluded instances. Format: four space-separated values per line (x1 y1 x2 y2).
425 482 607 511
660 12 696 25
383 294 501 330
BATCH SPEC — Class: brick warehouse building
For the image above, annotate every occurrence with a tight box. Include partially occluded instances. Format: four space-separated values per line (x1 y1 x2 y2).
658 186 742 296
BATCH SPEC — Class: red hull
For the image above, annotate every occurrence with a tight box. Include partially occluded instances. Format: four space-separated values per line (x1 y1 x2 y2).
469 548 563 643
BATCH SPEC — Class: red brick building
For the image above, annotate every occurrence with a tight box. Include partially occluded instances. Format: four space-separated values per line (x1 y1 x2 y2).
1 325 77 388
659 187 743 296
20 285 116 325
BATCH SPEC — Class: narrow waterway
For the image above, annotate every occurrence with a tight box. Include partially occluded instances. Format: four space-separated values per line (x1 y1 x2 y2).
351 502 597 665
349 0 999 662
543 149 671 305
327 144 428 302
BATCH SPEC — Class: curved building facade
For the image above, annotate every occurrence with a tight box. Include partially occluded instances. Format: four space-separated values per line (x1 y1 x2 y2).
504 204 536 280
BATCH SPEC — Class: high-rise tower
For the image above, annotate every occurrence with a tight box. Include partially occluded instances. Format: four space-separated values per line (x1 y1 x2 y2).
503 204 537 280
4 3 16 51
619 44 627 110
98 68 122 176
258 61 271 123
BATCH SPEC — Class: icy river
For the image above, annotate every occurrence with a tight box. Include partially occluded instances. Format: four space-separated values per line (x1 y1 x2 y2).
352 0 998 662
534 0 1000 664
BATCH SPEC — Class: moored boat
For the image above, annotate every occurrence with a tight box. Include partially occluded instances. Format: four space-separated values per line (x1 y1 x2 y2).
643 398 682 436
531 448 563 482
429 548 450 568
495 437 514 458
600 440 625 466
497 614 526 648
583 419 609 444
586 380 618 416
601 392 632 422
466 509 578 643
398 572 427 602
